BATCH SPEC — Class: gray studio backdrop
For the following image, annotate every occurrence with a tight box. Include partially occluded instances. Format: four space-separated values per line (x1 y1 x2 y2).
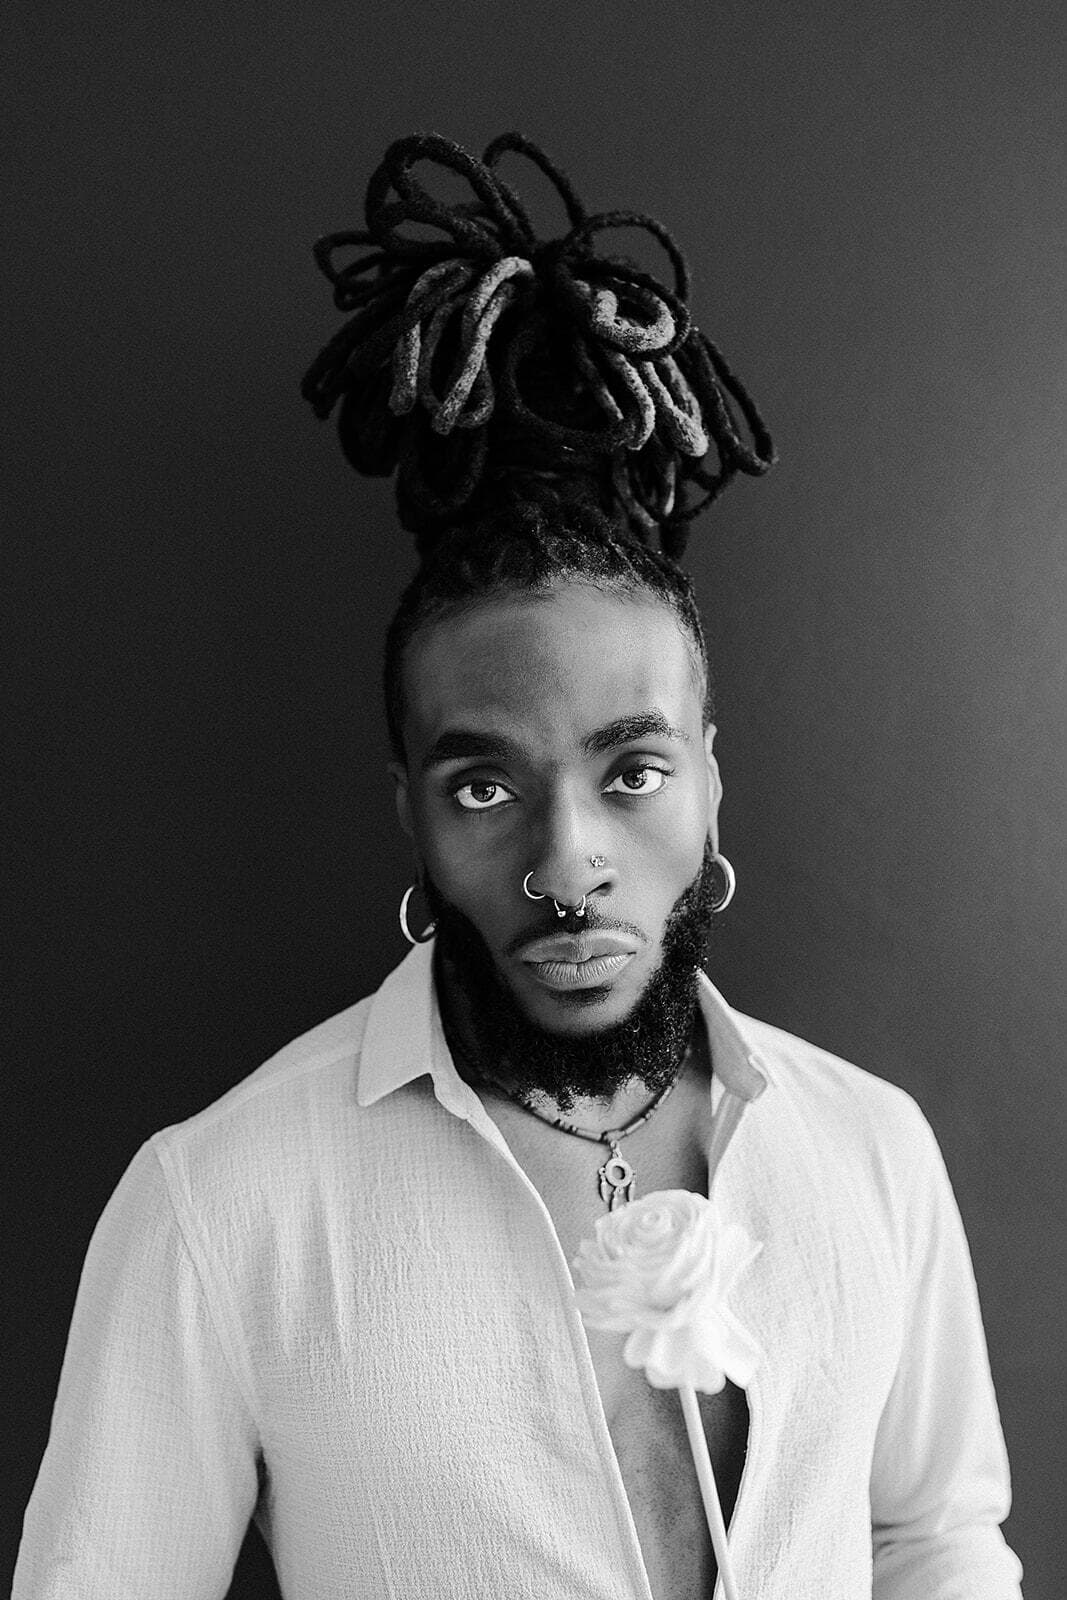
6 2 1065 1595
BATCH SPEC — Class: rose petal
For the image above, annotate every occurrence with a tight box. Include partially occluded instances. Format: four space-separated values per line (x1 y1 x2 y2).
624 1323 729 1393
572 1189 764 1394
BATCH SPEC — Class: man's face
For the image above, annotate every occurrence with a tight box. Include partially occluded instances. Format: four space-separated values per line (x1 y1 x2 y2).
391 581 722 1046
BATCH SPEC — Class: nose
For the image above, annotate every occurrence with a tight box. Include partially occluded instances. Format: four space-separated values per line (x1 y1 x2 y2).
524 793 614 910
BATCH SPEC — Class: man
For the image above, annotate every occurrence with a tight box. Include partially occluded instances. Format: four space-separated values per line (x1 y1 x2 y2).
15 132 1023 1598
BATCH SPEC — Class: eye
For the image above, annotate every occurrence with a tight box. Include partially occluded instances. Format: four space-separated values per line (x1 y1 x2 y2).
453 779 514 811
604 765 671 796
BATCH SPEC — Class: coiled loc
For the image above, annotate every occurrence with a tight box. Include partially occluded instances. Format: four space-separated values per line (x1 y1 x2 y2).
302 131 775 559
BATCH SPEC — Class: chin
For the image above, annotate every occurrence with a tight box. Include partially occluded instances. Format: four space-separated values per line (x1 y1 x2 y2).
521 988 622 1031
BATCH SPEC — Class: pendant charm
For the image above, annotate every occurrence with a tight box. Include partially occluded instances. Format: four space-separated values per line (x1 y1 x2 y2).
598 1143 635 1210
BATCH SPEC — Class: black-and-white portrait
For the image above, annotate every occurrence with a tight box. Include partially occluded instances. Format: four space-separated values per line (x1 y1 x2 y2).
6 4 1064 1596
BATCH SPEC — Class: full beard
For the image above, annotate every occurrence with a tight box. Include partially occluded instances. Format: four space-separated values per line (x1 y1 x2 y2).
424 843 719 1114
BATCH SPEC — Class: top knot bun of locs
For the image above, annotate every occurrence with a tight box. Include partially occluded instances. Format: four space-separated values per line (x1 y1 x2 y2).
302 131 775 564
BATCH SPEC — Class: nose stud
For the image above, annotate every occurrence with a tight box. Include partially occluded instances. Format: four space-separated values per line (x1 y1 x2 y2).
589 855 606 868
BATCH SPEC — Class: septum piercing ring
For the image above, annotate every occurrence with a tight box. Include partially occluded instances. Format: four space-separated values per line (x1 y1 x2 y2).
523 871 587 919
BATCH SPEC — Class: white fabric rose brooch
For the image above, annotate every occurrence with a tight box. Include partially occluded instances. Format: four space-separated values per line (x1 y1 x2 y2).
572 1189 762 1600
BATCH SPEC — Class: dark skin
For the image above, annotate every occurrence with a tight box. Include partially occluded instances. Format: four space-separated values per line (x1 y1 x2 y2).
389 580 747 1599
390 579 723 1127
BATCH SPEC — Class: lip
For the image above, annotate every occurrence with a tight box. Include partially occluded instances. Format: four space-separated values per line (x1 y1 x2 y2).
524 952 637 991
515 930 640 993
516 931 639 964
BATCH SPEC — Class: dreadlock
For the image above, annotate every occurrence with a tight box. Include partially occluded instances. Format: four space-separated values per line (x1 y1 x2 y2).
301 131 775 756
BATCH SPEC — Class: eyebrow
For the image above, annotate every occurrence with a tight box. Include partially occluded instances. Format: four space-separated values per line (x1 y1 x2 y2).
420 711 688 772
421 730 524 772
582 712 690 756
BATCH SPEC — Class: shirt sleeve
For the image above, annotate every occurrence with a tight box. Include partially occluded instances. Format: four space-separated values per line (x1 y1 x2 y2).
14 1138 262 1600
870 1110 1024 1600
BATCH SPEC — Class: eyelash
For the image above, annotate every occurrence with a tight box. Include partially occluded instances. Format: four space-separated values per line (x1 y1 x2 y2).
604 764 673 796
450 763 674 812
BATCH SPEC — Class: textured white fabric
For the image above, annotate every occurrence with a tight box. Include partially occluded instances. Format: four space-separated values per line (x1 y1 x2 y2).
16 941 1023 1599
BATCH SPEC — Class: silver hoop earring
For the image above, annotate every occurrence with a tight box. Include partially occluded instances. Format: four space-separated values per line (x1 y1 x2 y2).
523 871 547 900
709 852 736 913
552 895 587 919
399 883 436 945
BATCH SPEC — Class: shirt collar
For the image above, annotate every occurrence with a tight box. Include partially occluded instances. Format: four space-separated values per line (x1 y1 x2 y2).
356 940 769 1111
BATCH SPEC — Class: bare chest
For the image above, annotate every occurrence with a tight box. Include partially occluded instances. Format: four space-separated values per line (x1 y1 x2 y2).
486 1082 748 1600
591 1349 749 1600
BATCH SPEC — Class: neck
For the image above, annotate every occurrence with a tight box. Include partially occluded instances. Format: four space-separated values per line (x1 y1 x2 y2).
503 1043 698 1134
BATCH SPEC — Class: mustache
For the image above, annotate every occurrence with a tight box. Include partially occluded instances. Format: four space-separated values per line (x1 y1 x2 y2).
501 910 647 958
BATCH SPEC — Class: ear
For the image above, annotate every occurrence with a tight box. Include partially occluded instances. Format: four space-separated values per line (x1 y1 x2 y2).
388 760 414 841
703 723 723 855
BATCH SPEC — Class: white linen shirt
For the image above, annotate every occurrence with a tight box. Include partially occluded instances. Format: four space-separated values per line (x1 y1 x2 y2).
16 941 1023 1599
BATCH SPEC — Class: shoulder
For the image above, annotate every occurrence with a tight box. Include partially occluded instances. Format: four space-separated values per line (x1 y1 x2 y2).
108 946 442 1274
732 1007 942 1188
721 1007 961 1297
166 992 374 1134
144 991 381 1229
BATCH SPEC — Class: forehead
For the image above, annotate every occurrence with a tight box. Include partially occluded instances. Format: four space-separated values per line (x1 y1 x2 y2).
401 583 703 760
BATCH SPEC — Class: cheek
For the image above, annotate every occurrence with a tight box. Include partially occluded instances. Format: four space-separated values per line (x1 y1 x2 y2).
412 798 520 918
637 799 708 911
625 763 709 854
